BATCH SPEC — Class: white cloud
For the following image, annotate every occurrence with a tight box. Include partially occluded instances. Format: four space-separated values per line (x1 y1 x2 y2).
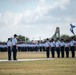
0 0 76 41
0 12 21 26
57 0 70 9
40 0 45 3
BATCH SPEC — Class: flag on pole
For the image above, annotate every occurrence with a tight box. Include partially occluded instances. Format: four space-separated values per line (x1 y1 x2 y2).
70 24 76 35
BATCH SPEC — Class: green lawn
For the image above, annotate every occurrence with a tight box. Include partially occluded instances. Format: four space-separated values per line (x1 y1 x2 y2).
0 52 76 75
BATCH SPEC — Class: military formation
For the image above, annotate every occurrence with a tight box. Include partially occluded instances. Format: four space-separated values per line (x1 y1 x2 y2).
0 36 76 60
45 38 76 58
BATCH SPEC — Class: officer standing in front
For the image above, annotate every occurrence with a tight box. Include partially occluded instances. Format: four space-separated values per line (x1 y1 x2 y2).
45 38 50 58
12 34 18 60
7 38 12 60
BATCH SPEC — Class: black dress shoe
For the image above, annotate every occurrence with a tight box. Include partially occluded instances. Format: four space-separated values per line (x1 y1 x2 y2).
8 59 12 61
14 59 17 61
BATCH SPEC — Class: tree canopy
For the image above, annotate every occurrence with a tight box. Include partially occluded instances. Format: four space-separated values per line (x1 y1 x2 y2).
17 35 29 42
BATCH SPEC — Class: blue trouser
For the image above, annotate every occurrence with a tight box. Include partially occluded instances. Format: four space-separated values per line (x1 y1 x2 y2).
56 47 60 58
61 46 64 58
51 47 55 58
8 46 11 60
65 47 69 58
12 45 17 60
46 47 50 58
70 46 75 58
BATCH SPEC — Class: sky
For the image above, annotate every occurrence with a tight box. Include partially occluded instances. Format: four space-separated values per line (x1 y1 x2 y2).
0 0 76 41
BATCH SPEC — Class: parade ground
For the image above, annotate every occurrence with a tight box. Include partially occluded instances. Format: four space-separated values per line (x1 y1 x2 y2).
0 52 76 75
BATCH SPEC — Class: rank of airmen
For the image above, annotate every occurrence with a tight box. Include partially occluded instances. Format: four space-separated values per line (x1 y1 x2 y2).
0 37 76 59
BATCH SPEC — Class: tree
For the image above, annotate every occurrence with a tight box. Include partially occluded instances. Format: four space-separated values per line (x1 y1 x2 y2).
25 37 30 43
69 35 76 41
60 34 70 40
17 35 29 42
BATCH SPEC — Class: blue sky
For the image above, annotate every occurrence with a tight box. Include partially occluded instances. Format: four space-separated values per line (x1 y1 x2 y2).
0 0 76 41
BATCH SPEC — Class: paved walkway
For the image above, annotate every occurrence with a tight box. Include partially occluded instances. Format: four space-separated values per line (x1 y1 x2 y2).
0 58 54 62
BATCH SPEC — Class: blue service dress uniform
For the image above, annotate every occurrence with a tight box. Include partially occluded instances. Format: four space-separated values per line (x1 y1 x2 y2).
70 40 75 58
45 41 50 58
64 42 69 58
12 38 17 60
50 41 55 58
7 40 12 60
55 41 60 58
60 41 65 58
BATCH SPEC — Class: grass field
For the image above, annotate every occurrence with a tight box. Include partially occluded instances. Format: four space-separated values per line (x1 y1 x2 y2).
0 52 76 75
